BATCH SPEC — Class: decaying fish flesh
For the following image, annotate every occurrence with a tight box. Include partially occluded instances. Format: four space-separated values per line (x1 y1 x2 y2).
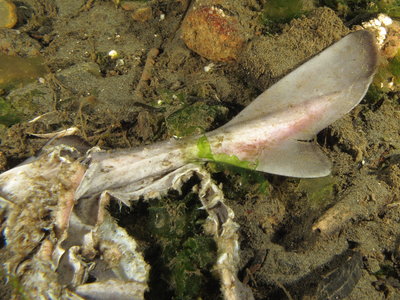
0 30 378 299
76 30 378 201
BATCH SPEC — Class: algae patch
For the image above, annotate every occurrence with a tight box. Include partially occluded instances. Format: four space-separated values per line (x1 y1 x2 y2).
109 191 220 300
146 192 219 300
0 55 49 126
0 97 21 126
296 176 336 209
318 0 400 18
261 0 314 31
166 102 228 138
0 55 48 90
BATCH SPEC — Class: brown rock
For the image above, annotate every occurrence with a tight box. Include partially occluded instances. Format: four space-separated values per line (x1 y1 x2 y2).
181 5 246 62
120 1 141 11
131 7 152 22
0 0 17 29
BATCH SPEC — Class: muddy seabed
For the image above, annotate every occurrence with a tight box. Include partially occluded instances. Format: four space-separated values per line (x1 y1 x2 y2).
0 0 400 299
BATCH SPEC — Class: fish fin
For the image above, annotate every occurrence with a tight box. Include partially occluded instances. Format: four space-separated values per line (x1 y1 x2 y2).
256 140 331 178
223 30 378 130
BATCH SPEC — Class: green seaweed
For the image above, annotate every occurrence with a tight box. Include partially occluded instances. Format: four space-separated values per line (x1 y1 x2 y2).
373 264 398 277
196 135 216 160
366 84 386 104
6 88 48 123
0 55 48 91
371 51 400 94
318 0 400 19
296 176 336 209
212 161 270 196
170 236 217 299
388 52 400 78
166 102 228 138
261 0 314 31
146 193 219 300
0 97 21 126
112 193 220 299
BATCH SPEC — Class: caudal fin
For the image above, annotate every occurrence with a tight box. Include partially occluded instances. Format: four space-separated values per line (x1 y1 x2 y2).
226 30 379 177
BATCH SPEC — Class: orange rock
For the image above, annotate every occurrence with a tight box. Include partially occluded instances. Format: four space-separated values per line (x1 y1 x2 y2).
0 0 17 29
181 5 245 62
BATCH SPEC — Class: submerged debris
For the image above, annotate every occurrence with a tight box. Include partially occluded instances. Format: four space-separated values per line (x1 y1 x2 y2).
0 142 251 299
0 30 381 299
0 145 150 299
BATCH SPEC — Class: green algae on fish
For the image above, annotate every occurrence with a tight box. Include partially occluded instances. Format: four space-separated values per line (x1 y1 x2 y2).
196 135 257 170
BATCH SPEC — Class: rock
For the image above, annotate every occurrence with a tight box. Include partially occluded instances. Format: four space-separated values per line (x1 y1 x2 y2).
0 54 48 90
0 30 42 56
181 5 246 62
120 1 142 11
121 1 153 22
0 0 17 29
131 6 152 22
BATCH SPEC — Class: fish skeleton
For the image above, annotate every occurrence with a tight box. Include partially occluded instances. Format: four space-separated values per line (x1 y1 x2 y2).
75 30 378 200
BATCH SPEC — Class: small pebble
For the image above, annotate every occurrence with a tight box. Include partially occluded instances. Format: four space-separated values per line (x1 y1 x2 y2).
0 0 17 28
120 1 141 11
204 63 214 72
131 7 152 22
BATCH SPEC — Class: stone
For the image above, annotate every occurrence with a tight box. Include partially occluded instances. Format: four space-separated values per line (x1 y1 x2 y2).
181 5 246 62
131 7 152 22
0 0 17 29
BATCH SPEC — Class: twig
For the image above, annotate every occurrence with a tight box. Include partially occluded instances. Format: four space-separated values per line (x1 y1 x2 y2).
80 0 96 12
312 176 391 235
133 48 160 101
27 127 80 139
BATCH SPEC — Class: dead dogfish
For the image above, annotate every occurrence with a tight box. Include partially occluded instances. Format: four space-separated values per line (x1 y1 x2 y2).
75 30 378 200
